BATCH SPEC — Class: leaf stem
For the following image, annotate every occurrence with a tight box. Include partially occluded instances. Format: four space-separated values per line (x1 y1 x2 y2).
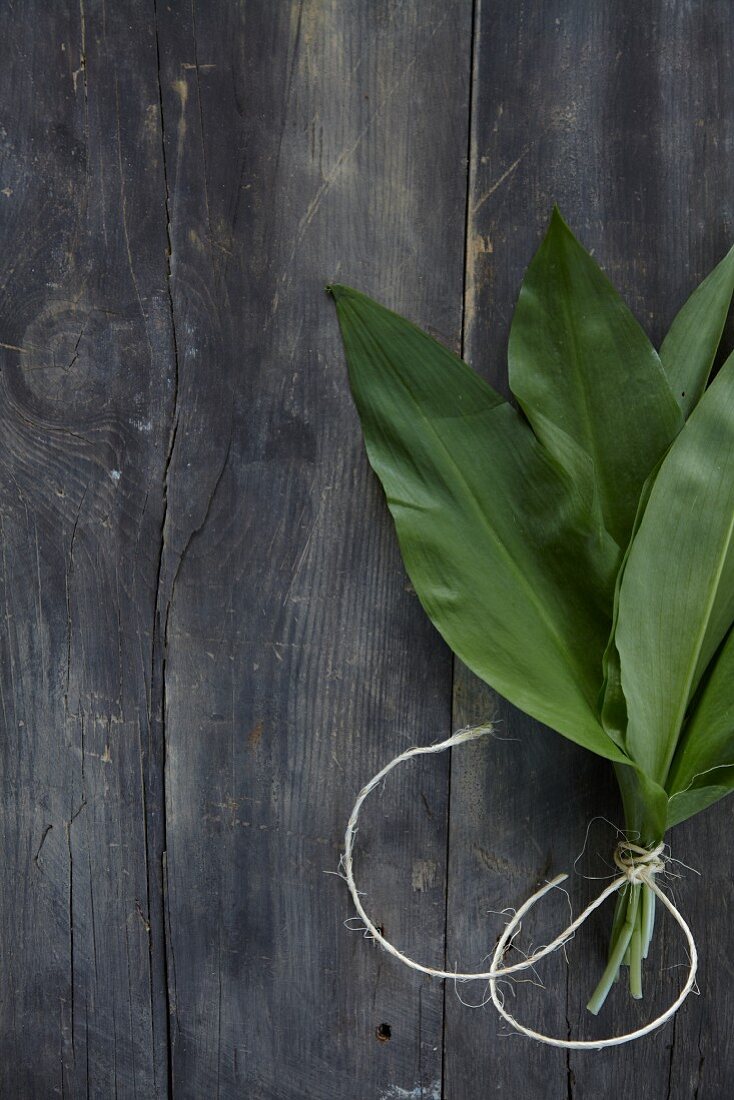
607 886 628 958
586 885 641 1015
628 889 643 999
641 883 655 959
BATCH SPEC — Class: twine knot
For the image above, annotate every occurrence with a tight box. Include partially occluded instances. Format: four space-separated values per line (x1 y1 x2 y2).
613 840 666 883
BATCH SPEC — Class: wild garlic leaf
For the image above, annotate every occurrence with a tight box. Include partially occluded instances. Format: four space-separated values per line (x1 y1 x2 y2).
667 770 734 829
329 284 627 763
615 350 734 784
665 624 734 826
508 208 683 549
600 459 665 749
660 243 734 418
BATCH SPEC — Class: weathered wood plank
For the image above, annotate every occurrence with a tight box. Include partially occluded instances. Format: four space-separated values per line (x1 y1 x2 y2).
5 3 733 1095
0 1 174 1095
154 2 471 1097
446 3 734 1097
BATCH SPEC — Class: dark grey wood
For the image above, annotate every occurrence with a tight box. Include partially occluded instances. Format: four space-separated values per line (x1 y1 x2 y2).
0 1 175 1095
3 2 734 1096
446 3 734 1098
153 2 471 1098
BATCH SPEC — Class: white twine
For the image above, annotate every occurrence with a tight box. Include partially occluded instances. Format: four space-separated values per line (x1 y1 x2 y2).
341 725 698 1050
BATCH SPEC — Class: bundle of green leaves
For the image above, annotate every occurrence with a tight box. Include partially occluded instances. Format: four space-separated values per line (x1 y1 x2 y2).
329 209 734 1014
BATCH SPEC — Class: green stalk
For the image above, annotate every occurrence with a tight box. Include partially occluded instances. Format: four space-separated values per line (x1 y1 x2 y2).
590 764 667 1011
587 885 640 1015
628 889 643 999
607 886 628 983
641 884 655 959
585 768 666 1015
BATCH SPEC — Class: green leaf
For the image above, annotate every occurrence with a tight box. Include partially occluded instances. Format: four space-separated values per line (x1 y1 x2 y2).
508 208 683 549
669 770 730 827
665 624 734 826
614 350 734 784
329 284 627 763
667 772 734 829
660 243 734 418
599 459 665 749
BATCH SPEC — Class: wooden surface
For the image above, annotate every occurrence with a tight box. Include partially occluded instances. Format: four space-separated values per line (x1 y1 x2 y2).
0 2 732 1097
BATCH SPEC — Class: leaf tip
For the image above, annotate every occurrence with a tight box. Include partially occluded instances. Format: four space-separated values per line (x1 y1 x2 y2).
548 203 572 235
325 283 353 304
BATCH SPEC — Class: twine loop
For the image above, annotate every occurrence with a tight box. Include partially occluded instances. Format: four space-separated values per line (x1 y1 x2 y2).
339 724 698 1050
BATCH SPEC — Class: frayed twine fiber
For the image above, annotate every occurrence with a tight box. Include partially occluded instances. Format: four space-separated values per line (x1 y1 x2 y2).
340 724 697 1050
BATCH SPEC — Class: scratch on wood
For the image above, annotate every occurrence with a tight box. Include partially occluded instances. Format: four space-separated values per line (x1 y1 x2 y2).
189 0 213 240
64 485 88 715
72 0 87 96
411 859 437 892
34 825 53 869
135 899 151 933
270 7 452 324
114 73 154 361
471 148 529 216
380 1082 441 1100
248 721 264 750
171 78 189 113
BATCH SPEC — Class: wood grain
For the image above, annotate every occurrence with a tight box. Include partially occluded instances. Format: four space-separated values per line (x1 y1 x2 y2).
154 2 471 1097
0 1 174 1094
2 1 734 1096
